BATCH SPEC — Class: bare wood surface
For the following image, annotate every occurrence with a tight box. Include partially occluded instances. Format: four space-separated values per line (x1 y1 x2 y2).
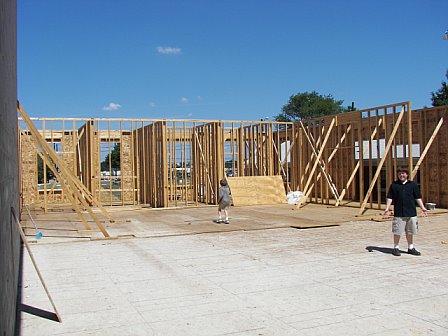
227 176 287 206
411 117 444 179
359 107 405 215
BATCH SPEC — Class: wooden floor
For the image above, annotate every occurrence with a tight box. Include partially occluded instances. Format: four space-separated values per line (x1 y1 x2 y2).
20 203 447 243
20 203 448 335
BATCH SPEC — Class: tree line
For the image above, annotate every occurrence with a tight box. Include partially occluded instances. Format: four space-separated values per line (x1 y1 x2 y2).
274 69 448 121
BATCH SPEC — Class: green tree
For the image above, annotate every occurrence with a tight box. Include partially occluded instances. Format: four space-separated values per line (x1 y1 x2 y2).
101 143 120 173
431 70 448 106
275 91 352 122
37 156 56 183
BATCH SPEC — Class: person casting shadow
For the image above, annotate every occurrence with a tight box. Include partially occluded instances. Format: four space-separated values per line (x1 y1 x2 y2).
383 167 427 256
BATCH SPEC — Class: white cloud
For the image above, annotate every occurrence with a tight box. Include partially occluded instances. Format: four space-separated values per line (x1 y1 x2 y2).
148 102 156 108
156 46 181 55
102 102 121 111
180 97 189 104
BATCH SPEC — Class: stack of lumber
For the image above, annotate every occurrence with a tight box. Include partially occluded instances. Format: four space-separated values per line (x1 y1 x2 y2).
227 175 287 206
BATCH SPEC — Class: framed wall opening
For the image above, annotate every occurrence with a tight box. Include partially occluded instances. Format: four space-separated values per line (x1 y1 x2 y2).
18 103 448 212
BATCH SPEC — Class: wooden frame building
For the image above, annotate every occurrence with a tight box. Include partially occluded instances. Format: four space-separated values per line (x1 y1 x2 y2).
18 102 448 212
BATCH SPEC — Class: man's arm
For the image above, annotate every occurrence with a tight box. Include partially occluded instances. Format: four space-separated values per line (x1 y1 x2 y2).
383 198 393 217
415 198 428 217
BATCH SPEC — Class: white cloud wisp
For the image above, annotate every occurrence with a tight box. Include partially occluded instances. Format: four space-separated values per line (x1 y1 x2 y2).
102 102 122 111
156 46 182 55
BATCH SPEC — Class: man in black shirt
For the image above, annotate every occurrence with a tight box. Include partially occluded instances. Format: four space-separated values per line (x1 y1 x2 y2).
383 167 427 256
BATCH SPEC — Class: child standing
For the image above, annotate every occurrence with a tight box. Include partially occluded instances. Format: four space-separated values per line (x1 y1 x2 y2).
217 179 231 224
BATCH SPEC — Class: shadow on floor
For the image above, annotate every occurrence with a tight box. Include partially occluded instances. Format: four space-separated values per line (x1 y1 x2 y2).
366 246 395 254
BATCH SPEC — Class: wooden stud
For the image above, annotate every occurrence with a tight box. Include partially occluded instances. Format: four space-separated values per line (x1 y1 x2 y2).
296 118 336 208
359 107 405 215
18 103 448 212
18 103 112 237
411 117 444 178
336 118 383 206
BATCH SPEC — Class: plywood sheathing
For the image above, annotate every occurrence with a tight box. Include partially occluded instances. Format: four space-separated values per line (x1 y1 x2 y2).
415 105 448 207
412 118 444 177
20 132 38 204
77 120 95 199
227 175 287 206
134 121 169 208
120 132 135 204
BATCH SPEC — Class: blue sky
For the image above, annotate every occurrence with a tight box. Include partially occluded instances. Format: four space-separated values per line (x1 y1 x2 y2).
18 0 448 121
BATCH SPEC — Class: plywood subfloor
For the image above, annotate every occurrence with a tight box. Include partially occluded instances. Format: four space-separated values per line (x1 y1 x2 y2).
20 203 445 243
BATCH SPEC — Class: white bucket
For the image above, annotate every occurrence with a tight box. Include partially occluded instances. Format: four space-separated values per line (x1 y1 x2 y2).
425 202 436 210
